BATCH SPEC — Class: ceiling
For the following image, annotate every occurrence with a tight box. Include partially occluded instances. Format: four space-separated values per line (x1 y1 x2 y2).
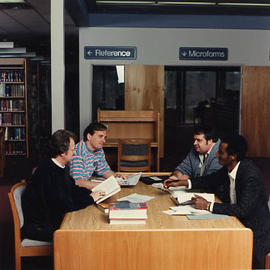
0 0 76 58
1 0 270 58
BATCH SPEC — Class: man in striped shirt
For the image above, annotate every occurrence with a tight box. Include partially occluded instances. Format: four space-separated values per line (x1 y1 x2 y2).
69 123 122 189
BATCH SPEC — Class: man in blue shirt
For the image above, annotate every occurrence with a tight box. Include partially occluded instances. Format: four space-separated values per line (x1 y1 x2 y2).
167 126 221 182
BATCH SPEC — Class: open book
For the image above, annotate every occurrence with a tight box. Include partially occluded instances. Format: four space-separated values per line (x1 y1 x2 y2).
92 175 121 204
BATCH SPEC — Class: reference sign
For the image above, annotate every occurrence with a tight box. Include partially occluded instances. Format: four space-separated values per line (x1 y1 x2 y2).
179 47 228 61
84 46 137 60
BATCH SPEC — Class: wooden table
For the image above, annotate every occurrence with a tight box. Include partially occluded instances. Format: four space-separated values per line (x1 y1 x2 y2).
54 176 253 270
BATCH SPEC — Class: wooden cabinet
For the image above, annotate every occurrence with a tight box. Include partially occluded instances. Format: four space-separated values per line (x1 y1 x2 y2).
98 110 160 171
0 58 28 157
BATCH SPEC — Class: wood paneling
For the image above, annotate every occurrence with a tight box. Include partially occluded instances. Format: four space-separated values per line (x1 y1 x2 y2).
242 67 270 157
125 65 164 156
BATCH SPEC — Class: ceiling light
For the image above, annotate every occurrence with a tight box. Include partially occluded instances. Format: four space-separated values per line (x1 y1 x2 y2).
0 52 36 58
0 42 14 48
96 1 155 4
159 1 216 5
218 2 270 6
0 0 25 3
0 47 26 54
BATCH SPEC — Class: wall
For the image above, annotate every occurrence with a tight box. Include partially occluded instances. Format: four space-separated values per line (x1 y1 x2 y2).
79 27 270 136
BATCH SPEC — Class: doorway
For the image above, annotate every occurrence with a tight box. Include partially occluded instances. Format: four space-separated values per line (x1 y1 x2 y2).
163 66 241 171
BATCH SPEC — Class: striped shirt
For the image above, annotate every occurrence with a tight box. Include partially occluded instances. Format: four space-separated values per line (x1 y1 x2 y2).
69 140 110 180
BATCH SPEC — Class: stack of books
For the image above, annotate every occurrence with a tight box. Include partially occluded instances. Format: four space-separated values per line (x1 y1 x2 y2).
109 201 148 224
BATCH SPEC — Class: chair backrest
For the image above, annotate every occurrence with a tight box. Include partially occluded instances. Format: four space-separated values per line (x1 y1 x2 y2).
118 139 151 172
8 181 26 240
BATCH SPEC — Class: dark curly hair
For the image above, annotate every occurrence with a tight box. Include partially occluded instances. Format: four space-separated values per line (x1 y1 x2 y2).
221 135 248 161
83 122 107 141
194 126 219 143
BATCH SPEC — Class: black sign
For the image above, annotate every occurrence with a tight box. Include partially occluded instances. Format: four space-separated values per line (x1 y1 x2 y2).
179 47 228 61
84 46 137 60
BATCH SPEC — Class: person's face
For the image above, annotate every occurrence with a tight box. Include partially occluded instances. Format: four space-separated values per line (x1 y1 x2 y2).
87 130 107 151
216 142 234 167
62 138 75 164
193 133 213 154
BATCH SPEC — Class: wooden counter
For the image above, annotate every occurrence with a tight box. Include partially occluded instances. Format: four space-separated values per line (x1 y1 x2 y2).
54 178 253 270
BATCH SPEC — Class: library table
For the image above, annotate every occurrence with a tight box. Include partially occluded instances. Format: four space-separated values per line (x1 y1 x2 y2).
54 173 253 270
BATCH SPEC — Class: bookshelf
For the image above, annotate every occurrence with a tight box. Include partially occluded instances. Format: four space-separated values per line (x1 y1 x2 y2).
0 58 28 157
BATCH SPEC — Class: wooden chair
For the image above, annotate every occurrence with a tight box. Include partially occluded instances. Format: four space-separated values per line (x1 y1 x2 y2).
265 253 270 269
8 181 52 270
118 139 151 172
0 127 6 177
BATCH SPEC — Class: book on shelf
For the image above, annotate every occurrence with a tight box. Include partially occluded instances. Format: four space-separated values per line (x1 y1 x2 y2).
92 175 121 204
109 201 148 220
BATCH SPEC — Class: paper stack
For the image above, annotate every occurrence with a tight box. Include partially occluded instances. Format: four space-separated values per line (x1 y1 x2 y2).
109 201 148 224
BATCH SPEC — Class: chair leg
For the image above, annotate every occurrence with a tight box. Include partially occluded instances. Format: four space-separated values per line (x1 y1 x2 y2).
265 253 270 270
15 252 21 270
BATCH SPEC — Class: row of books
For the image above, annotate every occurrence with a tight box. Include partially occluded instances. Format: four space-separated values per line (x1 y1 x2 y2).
0 113 25 126
5 141 26 155
0 100 25 111
4 127 26 140
0 70 24 82
0 83 25 97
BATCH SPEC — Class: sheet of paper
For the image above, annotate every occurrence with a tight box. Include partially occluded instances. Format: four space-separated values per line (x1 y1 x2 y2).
150 176 162 181
116 172 142 186
170 190 215 204
170 205 209 215
187 214 229 220
117 193 155 203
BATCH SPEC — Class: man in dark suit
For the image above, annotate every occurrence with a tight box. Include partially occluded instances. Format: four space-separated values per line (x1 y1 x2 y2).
164 135 270 267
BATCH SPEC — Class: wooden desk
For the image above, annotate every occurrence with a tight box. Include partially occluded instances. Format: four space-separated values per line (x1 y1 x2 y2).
98 110 160 171
54 177 253 270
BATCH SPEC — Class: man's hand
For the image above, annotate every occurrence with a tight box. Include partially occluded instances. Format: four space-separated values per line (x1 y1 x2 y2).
163 176 181 190
90 190 106 202
115 173 128 180
75 179 99 190
191 194 209 210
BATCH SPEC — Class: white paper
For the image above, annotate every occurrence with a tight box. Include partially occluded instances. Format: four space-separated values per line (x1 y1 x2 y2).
170 190 215 204
116 172 142 186
117 193 155 203
170 205 209 215
150 176 162 181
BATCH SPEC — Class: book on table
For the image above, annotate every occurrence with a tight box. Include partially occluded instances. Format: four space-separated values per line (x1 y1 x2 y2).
109 201 148 224
92 175 121 204
109 219 146 225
